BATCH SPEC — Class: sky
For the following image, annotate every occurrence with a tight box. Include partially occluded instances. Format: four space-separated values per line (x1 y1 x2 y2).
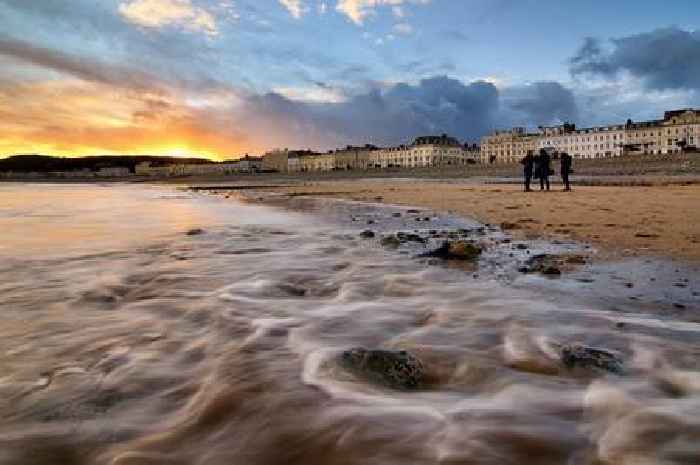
1 0 699 159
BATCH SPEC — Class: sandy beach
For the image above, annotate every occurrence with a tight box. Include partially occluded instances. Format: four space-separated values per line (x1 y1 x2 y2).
263 180 700 261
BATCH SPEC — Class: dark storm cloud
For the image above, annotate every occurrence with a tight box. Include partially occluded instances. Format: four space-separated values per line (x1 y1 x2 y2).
570 27 700 91
503 81 579 126
237 76 500 147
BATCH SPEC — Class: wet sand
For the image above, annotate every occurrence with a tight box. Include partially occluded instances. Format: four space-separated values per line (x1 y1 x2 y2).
263 180 700 261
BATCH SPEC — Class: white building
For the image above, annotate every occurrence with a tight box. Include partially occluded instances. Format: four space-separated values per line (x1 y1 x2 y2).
481 108 700 163
537 123 625 159
370 134 476 169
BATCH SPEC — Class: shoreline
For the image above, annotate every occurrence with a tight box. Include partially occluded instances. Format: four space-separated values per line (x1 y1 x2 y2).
197 183 700 316
191 178 700 263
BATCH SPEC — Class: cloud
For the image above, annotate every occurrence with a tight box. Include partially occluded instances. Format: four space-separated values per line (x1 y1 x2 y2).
502 81 579 126
273 82 348 103
392 23 413 36
0 36 159 91
278 0 307 18
336 0 430 25
118 0 218 36
247 76 500 147
570 27 700 92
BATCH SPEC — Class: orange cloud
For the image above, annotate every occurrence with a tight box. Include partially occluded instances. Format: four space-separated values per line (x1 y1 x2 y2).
0 79 253 160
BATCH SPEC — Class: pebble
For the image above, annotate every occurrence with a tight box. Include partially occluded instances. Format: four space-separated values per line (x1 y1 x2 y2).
186 228 204 236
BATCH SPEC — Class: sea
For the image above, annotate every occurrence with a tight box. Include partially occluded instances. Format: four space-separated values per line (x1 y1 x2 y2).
0 182 699 465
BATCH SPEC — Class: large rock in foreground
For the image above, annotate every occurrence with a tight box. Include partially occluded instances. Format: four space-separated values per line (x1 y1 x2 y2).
561 344 624 375
339 348 424 390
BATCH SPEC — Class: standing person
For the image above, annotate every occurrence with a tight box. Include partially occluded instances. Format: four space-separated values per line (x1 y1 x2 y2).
520 151 534 192
538 148 551 191
560 152 572 191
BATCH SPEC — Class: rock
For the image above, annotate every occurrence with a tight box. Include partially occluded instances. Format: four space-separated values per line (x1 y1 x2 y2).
397 232 425 243
563 255 587 265
276 283 307 297
519 254 560 275
635 232 660 238
420 241 481 261
367 219 375 225
186 228 204 236
541 266 562 276
406 209 421 214
339 348 424 390
392 212 402 218
515 243 529 250
519 254 585 276
359 230 375 239
448 241 481 260
561 344 623 374
422 217 431 222
380 235 401 249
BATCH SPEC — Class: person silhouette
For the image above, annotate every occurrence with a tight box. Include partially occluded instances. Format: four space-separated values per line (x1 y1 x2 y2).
560 152 573 191
520 151 534 192
537 148 551 191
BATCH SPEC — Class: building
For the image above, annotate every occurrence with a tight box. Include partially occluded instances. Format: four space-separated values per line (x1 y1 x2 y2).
287 152 301 173
300 151 333 172
622 120 663 156
262 149 289 173
481 108 700 163
370 134 476 169
134 159 260 177
97 167 131 177
480 128 538 164
370 145 410 169
659 109 700 153
332 145 376 170
537 123 625 159
235 155 263 173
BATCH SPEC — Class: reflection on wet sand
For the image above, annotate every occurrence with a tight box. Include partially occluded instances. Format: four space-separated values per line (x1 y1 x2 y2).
0 184 698 465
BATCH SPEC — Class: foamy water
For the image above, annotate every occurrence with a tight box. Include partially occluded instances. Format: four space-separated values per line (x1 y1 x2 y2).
0 183 699 465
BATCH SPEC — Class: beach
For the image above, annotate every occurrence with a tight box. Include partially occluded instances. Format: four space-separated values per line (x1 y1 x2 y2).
256 179 700 262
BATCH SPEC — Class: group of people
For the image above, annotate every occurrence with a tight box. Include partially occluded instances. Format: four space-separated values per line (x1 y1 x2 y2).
520 149 573 192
